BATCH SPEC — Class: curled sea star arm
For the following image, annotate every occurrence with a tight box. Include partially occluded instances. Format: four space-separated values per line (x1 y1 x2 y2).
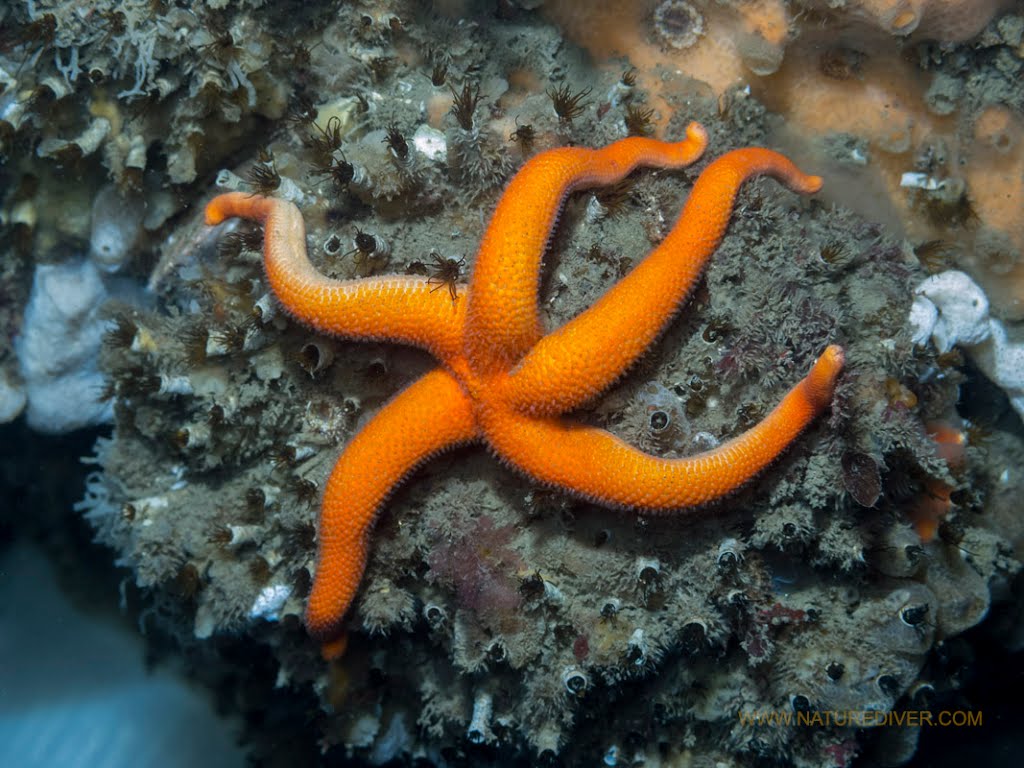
465 123 708 373
305 367 479 657
205 193 466 360
484 346 844 509
500 149 823 416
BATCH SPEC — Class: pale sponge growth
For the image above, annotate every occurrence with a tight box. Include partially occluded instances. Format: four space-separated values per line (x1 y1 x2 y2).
910 270 1024 419
14 259 114 433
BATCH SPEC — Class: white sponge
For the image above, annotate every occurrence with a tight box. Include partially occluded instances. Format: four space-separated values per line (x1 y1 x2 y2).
909 270 1024 420
15 259 113 433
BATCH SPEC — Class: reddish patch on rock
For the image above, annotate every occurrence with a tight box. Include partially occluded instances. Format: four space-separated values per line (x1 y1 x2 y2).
573 633 590 662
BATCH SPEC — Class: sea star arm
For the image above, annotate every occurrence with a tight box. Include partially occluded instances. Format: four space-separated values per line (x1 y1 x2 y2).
205 193 466 360
500 149 823 416
483 346 844 508
305 367 479 658
465 123 708 373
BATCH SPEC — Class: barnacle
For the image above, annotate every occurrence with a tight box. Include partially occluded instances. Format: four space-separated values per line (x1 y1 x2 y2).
519 572 545 600
653 0 704 50
449 81 481 131
103 313 137 349
702 317 732 343
286 94 319 128
169 563 202 601
509 119 536 154
429 57 448 87
1 12 56 56
289 42 314 73
679 619 708 654
208 524 233 546
269 444 298 469
716 538 743 570
594 176 636 216
196 20 240 67
817 241 850 266
296 340 334 377
245 157 281 197
291 477 319 505
624 104 655 137
561 666 589 697
601 599 619 620
913 239 958 273
311 154 355 192
248 555 272 585
322 233 344 258
95 378 119 404
900 603 930 628
423 602 447 629
306 115 345 161
914 182 979 228
346 228 390 268
818 47 865 80
114 365 161 397
383 123 409 162
547 83 592 125
217 225 264 261
212 320 251 353
426 252 465 303
245 487 267 521
181 325 209 367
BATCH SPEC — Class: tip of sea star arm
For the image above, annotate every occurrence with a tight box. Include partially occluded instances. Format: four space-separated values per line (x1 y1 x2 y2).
804 344 845 409
683 121 709 152
712 148 824 198
780 159 822 196
320 632 349 660
307 605 350 659
204 191 274 226
774 161 822 196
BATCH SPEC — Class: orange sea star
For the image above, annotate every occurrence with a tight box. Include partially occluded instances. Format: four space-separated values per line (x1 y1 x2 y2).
205 123 844 658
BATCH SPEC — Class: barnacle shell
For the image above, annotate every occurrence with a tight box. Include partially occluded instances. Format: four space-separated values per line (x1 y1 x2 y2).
653 0 704 50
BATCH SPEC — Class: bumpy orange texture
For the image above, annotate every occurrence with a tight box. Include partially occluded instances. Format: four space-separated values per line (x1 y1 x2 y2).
205 124 842 658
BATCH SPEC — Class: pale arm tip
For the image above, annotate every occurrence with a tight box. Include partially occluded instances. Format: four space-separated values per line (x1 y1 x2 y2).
685 121 709 148
804 344 845 409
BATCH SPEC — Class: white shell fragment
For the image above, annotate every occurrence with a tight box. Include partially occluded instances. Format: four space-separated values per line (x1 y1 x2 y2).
900 172 948 191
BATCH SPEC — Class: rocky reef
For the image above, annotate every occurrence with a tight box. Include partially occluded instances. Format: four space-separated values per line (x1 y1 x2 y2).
3 1 1024 766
